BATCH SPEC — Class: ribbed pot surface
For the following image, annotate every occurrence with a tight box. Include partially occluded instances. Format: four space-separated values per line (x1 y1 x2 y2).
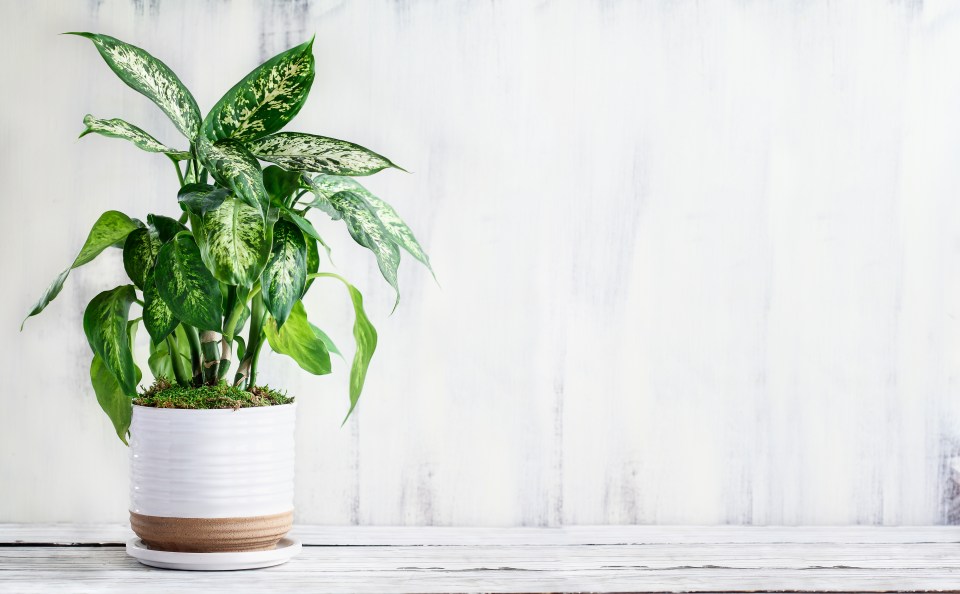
129 404 296 552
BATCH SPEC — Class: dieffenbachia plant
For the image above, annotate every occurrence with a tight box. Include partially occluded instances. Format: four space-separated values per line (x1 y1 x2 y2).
22 33 432 442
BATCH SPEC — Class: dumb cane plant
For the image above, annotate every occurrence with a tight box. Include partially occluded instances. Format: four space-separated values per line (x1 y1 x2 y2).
22 34 432 442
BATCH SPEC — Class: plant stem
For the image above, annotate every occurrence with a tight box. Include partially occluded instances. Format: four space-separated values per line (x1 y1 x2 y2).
199 331 220 384
170 157 185 186
184 325 203 384
166 334 190 385
234 293 265 389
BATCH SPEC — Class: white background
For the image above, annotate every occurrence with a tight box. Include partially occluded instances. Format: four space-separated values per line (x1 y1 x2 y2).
3 0 960 525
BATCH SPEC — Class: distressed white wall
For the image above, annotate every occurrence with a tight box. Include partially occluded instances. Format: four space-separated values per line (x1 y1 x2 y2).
3 0 960 525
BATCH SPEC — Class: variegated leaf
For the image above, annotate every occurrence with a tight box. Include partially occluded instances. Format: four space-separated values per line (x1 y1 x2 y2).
203 39 315 142
177 183 229 216
247 132 403 176
197 196 271 287
197 137 267 213
328 191 400 308
154 232 224 331
261 220 307 328
68 33 201 138
311 175 432 273
143 269 178 343
79 115 190 159
358 191 432 275
22 211 138 329
83 285 138 397
122 227 161 290
304 233 320 295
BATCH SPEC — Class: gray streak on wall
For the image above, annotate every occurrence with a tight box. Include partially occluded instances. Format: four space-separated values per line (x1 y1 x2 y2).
2 0 960 526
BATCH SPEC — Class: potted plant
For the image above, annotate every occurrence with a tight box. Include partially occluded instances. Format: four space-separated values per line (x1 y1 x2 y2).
22 33 431 561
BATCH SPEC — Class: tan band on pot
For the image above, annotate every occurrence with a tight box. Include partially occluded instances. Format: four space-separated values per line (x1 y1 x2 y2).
130 510 293 553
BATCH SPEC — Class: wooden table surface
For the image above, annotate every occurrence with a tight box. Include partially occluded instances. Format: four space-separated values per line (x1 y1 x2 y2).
2 524 960 593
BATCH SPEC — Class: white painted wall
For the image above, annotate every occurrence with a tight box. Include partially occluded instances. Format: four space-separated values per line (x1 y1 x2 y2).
2 0 960 525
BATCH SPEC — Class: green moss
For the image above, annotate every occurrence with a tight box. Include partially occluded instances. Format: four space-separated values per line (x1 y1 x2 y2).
134 378 293 409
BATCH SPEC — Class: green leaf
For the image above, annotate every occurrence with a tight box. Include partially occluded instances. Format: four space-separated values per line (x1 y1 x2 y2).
22 211 138 329
247 132 403 176
67 33 201 139
261 220 307 328
147 334 190 381
154 232 224 331
122 227 161 290
263 165 303 203
83 285 138 396
202 38 315 142
74 211 140 267
264 301 331 375
308 273 377 421
177 183 230 216
313 175 432 274
281 207 332 263
197 137 268 213
147 214 187 242
79 115 191 159
196 196 271 287
90 354 141 444
143 269 178 343
311 324 341 358
329 191 401 309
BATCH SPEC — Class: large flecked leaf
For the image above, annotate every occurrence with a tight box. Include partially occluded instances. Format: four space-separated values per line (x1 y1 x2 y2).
196 196 271 287
312 175 432 273
261 220 307 328
247 132 403 176
68 33 201 138
79 115 190 159
264 301 331 375
154 232 223 331
122 227 161 289
308 273 377 421
22 211 138 329
177 183 230 216
301 176 341 220
203 39 314 142
83 285 138 396
143 269 178 343
197 137 267 212
90 354 141 445
304 234 319 295
328 191 400 308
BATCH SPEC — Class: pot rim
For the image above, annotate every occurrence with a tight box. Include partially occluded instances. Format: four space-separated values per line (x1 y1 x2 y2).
132 401 297 414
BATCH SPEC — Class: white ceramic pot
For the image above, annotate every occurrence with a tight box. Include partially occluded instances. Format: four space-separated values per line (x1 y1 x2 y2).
129 403 297 552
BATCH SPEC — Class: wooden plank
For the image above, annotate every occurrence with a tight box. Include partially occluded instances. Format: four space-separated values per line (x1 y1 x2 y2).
6 524 960 545
4 526 960 592
4 546 960 593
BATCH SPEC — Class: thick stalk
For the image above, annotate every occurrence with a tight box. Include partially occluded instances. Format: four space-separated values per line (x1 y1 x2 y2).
218 296 245 381
165 334 190 385
184 325 203 384
199 330 221 384
234 293 265 388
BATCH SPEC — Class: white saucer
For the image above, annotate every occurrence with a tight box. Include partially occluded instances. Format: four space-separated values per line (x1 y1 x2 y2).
126 537 302 571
